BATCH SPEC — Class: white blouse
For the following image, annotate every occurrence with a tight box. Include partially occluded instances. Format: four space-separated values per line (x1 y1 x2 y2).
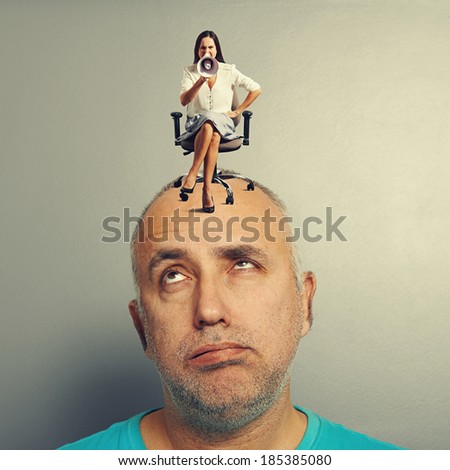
180 62 261 118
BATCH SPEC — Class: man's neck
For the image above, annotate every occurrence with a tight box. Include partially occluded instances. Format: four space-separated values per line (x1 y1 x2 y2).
139 391 307 450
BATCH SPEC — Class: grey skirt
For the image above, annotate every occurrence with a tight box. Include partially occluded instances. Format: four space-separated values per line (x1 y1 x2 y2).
176 111 241 144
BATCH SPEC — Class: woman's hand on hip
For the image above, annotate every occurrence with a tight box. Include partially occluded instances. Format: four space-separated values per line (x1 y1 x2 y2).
226 110 240 119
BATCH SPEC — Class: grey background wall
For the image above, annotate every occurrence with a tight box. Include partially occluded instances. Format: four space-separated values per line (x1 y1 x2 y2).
1 0 449 450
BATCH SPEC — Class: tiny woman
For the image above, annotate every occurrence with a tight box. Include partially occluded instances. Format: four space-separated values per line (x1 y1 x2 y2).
177 30 261 212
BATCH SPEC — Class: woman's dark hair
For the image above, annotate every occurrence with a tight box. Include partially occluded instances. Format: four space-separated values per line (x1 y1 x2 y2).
193 30 225 64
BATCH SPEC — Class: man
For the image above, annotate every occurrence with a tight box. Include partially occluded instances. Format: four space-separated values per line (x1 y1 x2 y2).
61 178 401 450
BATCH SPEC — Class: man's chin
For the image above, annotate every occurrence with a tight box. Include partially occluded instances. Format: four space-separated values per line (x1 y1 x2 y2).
173 393 271 435
162 373 286 435
168 376 256 410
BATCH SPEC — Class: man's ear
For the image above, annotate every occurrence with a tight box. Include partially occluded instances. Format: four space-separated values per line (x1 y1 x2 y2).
300 271 317 337
128 299 148 352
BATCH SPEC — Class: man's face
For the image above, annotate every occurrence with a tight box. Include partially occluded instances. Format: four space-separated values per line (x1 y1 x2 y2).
130 181 316 432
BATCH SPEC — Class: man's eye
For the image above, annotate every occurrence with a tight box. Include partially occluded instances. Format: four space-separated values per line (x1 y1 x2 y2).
162 271 187 284
234 260 256 270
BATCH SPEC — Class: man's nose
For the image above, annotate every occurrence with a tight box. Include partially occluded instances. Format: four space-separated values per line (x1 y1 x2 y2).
193 277 231 330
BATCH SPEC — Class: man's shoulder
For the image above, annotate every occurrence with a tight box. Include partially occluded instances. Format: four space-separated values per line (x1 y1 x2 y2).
296 407 404 450
58 411 150 450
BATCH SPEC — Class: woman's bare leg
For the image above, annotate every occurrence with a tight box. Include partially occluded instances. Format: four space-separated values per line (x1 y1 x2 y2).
183 122 214 189
202 131 220 208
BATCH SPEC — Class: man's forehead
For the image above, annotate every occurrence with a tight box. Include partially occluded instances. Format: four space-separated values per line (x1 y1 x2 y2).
141 185 285 239
133 182 293 262
148 182 283 220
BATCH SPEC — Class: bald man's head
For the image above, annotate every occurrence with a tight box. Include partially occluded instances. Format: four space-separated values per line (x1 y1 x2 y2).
130 175 303 299
127 176 316 435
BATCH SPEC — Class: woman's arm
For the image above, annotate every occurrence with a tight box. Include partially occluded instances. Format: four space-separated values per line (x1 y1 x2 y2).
227 88 261 118
180 76 208 107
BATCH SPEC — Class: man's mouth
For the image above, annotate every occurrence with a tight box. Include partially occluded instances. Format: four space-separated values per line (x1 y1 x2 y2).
188 342 249 367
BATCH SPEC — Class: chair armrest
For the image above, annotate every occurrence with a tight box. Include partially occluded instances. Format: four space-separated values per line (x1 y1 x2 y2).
242 111 253 146
170 112 183 144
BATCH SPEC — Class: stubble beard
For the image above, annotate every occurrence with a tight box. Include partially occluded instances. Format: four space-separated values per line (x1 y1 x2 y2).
159 356 295 437
142 307 304 438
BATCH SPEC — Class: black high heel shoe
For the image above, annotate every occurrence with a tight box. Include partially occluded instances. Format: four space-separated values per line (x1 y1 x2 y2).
202 195 215 213
181 177 197 194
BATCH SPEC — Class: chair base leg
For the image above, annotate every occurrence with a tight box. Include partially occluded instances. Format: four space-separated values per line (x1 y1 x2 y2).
174 169 254 204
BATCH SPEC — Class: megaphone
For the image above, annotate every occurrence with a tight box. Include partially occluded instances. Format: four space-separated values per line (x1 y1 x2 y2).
197 54 219 77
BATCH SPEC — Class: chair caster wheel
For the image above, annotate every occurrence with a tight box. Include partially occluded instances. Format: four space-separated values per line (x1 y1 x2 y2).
180 192 189 201
226 196 234 205
174 179 182 188
247 182 255 191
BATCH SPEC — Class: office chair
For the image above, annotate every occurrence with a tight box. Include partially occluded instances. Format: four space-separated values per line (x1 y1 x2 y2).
170 108 255 205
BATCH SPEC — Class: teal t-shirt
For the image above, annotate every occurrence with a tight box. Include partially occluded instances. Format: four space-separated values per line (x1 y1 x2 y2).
59 407 402 450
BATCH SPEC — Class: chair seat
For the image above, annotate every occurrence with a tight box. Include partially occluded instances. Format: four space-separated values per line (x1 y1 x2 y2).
181 137 242 154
